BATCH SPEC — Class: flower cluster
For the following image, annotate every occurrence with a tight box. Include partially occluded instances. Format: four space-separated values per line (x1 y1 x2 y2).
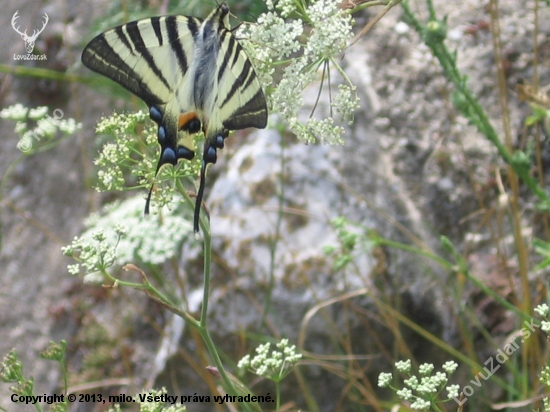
534 303 550 333
0 350 24 384
0 350 34 397
94 111 150 192
534 304 550 333
535 304 549 316
238 339 302 382
61 196 193 282
95 110 149 136
378 360 459 411
0 103 81 153
238 0 358 145
61 226 124 283
93 111 200 211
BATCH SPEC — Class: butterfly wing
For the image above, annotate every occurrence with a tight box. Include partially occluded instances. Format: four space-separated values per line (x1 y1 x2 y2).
202 18 268 156
82 15 201 166
82 3 268 233
217 30 268 131
190 5 268 232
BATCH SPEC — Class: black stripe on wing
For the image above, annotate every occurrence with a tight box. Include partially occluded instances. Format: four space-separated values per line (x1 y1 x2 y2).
214 27 268 130
217 34 236 84
223 88 267 130
122 21 172 92
220 57 253 108
165 15 201 76
151 17 163 45
82 32 164 106
82 15 202 107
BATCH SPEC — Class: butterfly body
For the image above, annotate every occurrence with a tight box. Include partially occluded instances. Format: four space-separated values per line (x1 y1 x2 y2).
82 3 267 232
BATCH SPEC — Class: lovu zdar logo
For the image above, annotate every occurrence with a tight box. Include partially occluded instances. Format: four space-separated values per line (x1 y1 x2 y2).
12 10 48 55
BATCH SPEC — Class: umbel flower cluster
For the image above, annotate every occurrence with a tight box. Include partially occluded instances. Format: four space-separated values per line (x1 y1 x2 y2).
92 110 202 212
0 103 82 153
61 197 194 282
238 0 360 144
238 339 302 382
378 360 459 411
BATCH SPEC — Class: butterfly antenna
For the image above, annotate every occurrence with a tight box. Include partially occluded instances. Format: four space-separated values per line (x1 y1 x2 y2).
194 160 208 233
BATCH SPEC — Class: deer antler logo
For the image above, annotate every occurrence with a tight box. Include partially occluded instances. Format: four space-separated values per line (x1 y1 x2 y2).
12 11 49 54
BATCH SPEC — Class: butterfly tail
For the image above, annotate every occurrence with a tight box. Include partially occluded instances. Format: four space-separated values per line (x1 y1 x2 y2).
194 160 208 233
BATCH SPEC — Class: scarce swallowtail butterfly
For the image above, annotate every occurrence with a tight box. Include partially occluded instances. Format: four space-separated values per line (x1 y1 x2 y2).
82 2 268 233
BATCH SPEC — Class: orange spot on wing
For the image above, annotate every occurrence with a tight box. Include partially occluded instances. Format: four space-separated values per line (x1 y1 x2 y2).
178 112 198 130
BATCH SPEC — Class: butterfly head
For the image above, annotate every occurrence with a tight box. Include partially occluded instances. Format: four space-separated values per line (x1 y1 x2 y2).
211 2 230 27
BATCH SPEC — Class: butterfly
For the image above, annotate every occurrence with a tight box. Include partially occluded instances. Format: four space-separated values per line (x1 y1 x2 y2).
82 2 267 232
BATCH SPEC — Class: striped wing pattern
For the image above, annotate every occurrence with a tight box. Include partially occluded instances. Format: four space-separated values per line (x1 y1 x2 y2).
217 31 268 131
82 14 200 157
82 3 268 232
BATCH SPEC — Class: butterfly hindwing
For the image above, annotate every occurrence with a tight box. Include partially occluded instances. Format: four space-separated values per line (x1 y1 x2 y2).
217 29 268 131
198 4 268 164
82 2 268 233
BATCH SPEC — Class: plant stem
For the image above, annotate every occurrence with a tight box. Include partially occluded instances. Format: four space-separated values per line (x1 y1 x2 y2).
177 181 255 411
401 1 549 204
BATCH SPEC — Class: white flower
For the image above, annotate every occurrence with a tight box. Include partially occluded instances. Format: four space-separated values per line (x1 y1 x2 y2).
62 195 194 278
237 355 251 369
59 118 82 134
395 359 411 373
419 363 434 375
0 103 28 120
241 0 357 145
535 304 549 317
410 399 431 410
404 375 418 389
396 387 412 400
28 106 48 120
275 0 298 17
417 376 438 395
305 0 353 59
446 384 460 399
15 121 28 135
241 340 301 380
332 85 360 123
442 361 458 374
36 117 59 137
377 372 392 388
306 117 345 145
431 371 448 386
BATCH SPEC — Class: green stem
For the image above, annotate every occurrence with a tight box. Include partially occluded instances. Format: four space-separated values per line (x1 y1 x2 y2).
401 1 549 204
176 181 255 411
431 402 443 412
263 134 286 328
0 63 88 84
371 235 453 270
275 380 281 411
